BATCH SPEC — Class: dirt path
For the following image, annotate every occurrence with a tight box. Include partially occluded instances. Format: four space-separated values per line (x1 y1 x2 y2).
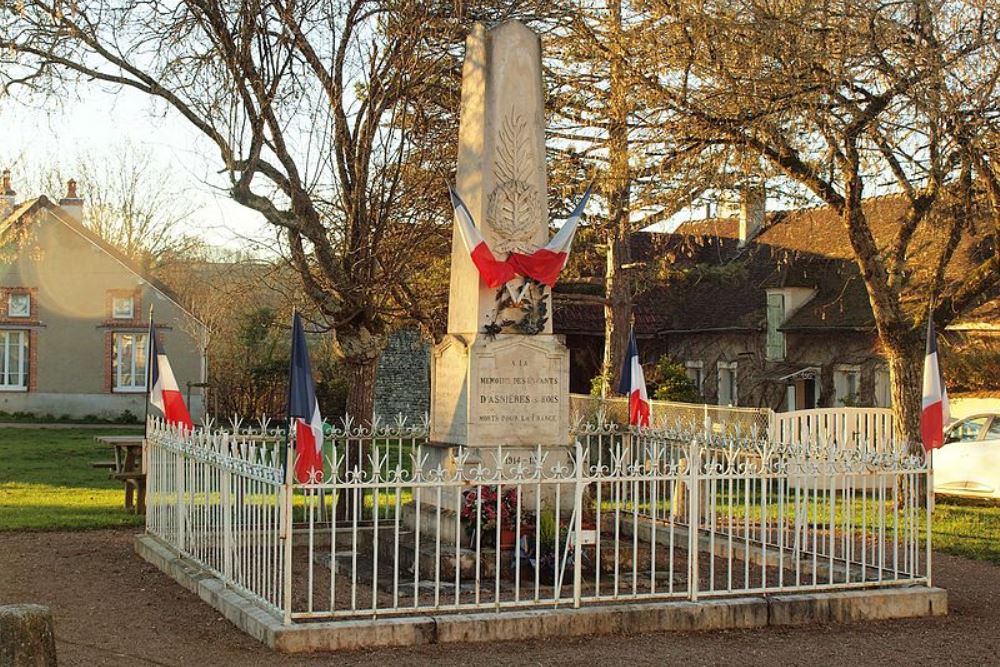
1 529 997 666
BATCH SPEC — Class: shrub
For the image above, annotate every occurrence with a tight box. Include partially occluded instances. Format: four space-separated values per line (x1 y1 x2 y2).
115 410 139 424
646 357 702 403
942 338 1000 394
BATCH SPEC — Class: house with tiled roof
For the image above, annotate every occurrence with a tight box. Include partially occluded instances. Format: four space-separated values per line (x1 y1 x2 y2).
0 173 207 420
553 191 997 411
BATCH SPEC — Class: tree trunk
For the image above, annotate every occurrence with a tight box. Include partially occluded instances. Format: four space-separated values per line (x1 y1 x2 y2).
883 333 924 453
0 604 57 667
601 0 633 396
336 336 382 521
603 230 631 393
345 356 378 428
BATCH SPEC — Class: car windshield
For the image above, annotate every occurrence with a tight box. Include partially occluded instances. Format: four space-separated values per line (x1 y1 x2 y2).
949 417 990 442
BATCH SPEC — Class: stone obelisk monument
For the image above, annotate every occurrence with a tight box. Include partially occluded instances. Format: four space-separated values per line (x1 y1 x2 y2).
430 21 571 475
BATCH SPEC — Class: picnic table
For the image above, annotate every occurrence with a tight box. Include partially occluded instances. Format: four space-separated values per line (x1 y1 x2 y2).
94 435 146 514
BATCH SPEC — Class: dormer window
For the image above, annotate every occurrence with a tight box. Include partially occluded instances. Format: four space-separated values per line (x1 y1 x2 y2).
112 296 135 320
7 293 30 318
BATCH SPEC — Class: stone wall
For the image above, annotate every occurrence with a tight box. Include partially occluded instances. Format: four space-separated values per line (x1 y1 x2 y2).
374 327 430 425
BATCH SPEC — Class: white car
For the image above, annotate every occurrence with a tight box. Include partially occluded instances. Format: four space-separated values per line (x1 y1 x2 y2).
933 413 1000 499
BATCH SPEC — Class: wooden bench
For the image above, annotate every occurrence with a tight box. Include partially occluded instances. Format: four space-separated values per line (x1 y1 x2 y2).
90 461 117 469
96 435 146 514
112 471 146 514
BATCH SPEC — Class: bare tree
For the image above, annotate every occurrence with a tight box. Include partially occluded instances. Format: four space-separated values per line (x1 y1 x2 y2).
0 1 494 422
546 0 727 392
35 145 202 272
638 0 1000 445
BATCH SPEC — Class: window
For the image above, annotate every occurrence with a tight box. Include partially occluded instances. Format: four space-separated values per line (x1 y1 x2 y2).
874 368 891 408
113 332 147 391
765 291 786 361
685 361 704 392
7 293 30 318
112 296 135 320
717 361 738 406
987 418 1000 440
833 365 861 406
946 416 989 443
0 330 28 389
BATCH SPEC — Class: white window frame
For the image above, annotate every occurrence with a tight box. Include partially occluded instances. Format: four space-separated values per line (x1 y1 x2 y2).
112 332 148 392
833 364 862 406
717 360 738 406
7 293 30 318
874 367 891 408
684 360 704 392
0 330 28 390
765 291 786 361
112 296 135 320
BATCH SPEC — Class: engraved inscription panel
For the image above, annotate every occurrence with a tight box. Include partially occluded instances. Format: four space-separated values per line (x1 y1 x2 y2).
469 338 568 446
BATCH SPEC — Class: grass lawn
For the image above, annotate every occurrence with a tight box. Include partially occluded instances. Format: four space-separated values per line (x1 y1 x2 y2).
931 500 1000 564
0 427 998 566
0 427 145 531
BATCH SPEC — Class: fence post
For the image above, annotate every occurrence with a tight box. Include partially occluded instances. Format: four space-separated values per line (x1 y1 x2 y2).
176 436 186 554
221 433 232 586
282 437 294 626
573 439 584 608
926 452 933 587
687 437 700 601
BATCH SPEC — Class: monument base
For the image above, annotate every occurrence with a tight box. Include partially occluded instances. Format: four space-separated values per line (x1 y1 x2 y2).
431 333 571 448
417 441 576 518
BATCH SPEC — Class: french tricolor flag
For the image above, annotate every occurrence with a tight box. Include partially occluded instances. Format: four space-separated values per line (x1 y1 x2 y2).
147 320 193 430
288 312 324 483
507 185 593 287
617 327 651 428
448 184 592 294
921 317 951 451
449 185 518 289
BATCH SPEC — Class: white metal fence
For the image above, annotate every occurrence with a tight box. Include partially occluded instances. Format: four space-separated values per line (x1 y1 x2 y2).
570 393 773 437
774 407 896 451
144 415 931 625
572 395 898 454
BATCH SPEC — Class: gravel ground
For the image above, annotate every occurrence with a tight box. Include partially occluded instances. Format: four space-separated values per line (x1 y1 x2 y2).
1 529 997 666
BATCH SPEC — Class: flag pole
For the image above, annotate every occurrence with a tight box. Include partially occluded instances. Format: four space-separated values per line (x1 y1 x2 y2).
926 296 937 514
281 306 297 626
282 307 297 479
143 304 153 439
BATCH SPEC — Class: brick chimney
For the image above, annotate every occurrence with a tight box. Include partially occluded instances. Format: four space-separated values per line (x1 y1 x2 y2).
738 183 765 246
0 170 16 220
59 178 84 222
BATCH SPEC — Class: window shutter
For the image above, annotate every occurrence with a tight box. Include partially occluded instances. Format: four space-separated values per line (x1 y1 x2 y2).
766 292 785 361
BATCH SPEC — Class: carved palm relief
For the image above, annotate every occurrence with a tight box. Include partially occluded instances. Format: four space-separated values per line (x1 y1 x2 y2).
487 110 542 254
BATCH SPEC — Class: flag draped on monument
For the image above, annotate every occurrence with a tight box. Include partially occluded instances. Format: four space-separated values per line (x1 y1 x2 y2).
288 312 325 483
617 327 650 427
921 317 951 451
449 184 592 290
449 185 518 289
147 319 193 430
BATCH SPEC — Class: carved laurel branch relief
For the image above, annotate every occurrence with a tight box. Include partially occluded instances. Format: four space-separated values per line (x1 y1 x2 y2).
487 109 542 254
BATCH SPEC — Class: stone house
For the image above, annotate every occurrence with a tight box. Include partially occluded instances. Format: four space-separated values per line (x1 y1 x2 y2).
553 192 997 412
0 176 207 420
